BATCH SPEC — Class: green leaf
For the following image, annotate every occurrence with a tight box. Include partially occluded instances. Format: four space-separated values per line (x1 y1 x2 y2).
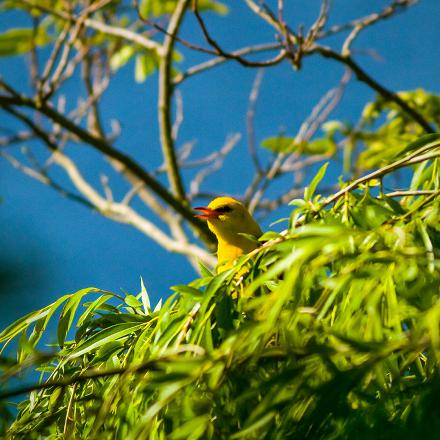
110 45 135 71
197 260 214 277
0 294 72 347
124 294 142 309
77 294 114 328
395 133 440 158
302 138 337 155
135 52 159 83
169 415 210 440
170 284 203 299
66 322 145 360
258 231 281 241
231 412 275 439
350 194 394 229
140 0 228 17
237 232 260 244
140 277 151 314
261 136 295 153
288 199 307 207
322 120 345 136
0 27 49 57
261 136 336 155
381 194 406 215
93 340 125 363
57 289 90 348
304 162 329 201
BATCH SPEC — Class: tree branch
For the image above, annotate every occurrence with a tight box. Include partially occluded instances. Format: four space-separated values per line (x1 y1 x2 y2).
158 0 191 201
309 45 435 134
192 0 287 67
172 42 282 85
0 345 205 401
20 0 163 54
319 0 418 40
322 142 440 209
243 0 434 134
0 87 214 245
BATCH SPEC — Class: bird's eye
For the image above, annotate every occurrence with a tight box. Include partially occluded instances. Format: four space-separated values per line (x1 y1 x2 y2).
215 205 232 213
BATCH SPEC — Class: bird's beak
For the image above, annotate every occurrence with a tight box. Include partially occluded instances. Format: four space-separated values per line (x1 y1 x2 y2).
194 206 220 220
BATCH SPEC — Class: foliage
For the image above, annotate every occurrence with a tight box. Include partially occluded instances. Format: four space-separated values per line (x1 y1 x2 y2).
1 134 439 438
349 89 440 171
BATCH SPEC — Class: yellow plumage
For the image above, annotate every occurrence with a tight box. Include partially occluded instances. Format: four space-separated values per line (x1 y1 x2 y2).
195 196 262 271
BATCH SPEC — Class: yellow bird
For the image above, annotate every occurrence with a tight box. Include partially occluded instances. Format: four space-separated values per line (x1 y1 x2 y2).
195 196 262 271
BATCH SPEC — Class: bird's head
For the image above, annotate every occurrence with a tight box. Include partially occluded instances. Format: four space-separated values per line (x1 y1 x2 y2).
194 196 262 240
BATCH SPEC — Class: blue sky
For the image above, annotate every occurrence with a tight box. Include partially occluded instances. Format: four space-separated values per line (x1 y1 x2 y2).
1 0 439 328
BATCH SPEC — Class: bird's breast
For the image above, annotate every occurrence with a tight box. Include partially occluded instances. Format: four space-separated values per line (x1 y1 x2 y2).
217 235 259 266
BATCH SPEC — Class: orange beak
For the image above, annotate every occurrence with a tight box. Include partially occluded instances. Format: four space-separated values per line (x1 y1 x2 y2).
194 206 220 220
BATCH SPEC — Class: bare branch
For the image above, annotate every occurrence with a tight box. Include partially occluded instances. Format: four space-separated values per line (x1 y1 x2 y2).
38 22 70 92
172 90 184 141
172 43 282 85
320 0 418 40
0 131 34 148
385 190 438 198
309 45 435 134
158 0 191 201
305 0 330 45
189 134 241 198
0 150 94 210
20 0 163 54
246 69 350 213
0 84 213 244
52 150 215 265
100 174 113 202
247 70 264 174
248 154 285 214
0 347 206 401
242 0 432 134
192 0 287 67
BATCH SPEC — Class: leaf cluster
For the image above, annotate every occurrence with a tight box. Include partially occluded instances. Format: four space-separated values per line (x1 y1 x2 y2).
353 89 440 170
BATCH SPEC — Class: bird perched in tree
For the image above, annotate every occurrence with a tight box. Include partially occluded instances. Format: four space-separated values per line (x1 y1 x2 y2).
195 196 263 272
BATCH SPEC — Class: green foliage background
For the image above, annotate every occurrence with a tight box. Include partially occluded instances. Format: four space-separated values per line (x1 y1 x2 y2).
1 133 439 439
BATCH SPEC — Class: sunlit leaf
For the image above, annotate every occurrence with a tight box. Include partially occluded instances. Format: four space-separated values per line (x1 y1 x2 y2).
304 162 328 201
0 27 49 57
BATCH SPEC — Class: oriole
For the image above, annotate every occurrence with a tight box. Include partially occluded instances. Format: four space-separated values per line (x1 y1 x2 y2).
195 196 262 271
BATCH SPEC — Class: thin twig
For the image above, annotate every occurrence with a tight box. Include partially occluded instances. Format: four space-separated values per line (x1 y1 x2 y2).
0 345 207 401
308 46 434 134
385 190 438 198
189 134 241 197
20 0 163 54
320 0 418 39
172 43 282 85
192 0 287 68
38 22 70 93
0 131 34 148
341 1 417 55
63 383 78 437
247 70 264 174
322 144 440 209
175 303 201 346
1 150 95 210
172 90 184 141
